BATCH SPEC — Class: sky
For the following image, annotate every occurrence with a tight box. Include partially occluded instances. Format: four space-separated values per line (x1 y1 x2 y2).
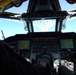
6 0 29 14
0 0 29 40
0 0 76 40
59 0 76 11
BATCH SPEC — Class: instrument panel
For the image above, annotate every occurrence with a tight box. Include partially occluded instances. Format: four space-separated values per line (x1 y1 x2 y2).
31 37 59 53
4 32 76 60
16 38 75 53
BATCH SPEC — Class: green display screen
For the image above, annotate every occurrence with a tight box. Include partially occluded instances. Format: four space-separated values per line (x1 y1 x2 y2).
18 40 30 49
60 39 74 49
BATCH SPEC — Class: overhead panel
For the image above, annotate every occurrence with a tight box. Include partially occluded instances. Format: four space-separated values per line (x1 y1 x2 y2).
27 0 61 13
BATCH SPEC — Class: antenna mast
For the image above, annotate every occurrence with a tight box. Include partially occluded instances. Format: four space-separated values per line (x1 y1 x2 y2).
1 30 5 40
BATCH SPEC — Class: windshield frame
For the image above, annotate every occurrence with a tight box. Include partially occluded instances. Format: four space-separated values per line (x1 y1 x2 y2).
24 17 67 33
32 19 56 32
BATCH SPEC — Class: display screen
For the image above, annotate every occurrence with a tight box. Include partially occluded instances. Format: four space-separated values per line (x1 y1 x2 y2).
18 40 30 49
60 39 74 49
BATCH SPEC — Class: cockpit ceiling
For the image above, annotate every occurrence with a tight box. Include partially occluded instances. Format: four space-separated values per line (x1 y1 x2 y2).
0 0 27 12
1 0 76 20
0 0 69 20
0 0 61 13
1 0 76 13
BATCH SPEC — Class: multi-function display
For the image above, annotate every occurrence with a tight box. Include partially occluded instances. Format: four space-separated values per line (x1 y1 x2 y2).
60 39 74 49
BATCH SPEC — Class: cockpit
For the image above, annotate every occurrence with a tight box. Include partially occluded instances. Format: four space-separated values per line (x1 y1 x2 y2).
0 0 76 75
